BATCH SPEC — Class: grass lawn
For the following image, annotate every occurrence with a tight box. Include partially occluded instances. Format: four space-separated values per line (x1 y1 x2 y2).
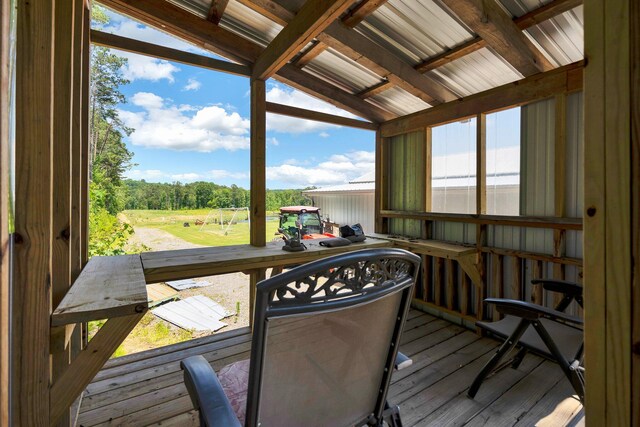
122 209 280 246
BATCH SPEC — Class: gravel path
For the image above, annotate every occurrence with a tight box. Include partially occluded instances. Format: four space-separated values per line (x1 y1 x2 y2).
121 226 251 355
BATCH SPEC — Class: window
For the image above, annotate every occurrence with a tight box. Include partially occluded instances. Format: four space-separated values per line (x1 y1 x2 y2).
431 118 477 214
486 107 521 215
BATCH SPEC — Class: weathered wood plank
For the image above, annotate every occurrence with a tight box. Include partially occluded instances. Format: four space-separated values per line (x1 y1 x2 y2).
491 254 504 321
52 255 147 326
265 101 377 130
341 0 388 27
252 0 353 79
441 0 554 76
13 0 54 423
90 30 251 76
50 313 144 424
512 256 523 300
446 259 456 310
434 257 444 306
381 61 583 137
250 79 266 247
207 0 229 24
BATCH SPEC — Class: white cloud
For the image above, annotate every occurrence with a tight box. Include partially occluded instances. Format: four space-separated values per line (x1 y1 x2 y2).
119 92 250 152
171 173 202 181
265 84 361 134
267 150 375 187
125 169 167 181
319 132 330 138
207 170 248 180
116 51 180 82
183 78 202 91
124 169 248 183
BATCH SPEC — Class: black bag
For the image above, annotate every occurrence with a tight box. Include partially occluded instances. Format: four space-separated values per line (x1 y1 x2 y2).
340 223 366 242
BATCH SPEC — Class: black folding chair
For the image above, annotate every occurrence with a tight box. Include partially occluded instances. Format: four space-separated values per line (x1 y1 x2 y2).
181 248 421 427
468 279 584 402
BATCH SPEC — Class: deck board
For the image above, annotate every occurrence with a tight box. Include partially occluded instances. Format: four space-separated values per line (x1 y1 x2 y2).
78 310 583 426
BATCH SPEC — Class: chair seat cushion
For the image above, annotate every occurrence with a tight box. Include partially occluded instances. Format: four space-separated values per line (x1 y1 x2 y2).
218 359 250 425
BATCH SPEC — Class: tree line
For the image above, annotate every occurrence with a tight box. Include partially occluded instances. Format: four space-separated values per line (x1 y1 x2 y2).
124 180 314 212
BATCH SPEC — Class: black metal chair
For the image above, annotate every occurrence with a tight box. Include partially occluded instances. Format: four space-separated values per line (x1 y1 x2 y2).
468 279 584 402
181 248 421 427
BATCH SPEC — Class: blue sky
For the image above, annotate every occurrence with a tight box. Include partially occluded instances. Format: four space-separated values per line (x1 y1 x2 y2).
96 9 376 190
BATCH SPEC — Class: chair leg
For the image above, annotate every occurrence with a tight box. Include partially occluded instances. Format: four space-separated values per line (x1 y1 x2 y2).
382 402 403 427
468 319 531 398
531 321 585 402
510 347 528 369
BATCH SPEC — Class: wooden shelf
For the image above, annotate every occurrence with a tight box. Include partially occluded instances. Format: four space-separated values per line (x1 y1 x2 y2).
51 255 147 327
367 234 476 258
140 237 392 283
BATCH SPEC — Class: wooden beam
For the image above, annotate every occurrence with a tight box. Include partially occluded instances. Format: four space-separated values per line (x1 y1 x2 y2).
320 21 458 103
102 0 392 123
13 0 54 423
276 64 393 122
381 61 583 137
207 0 229 25
292 40 327 67
236 0 293 26
50 313 144 425
441 0 554 76
632 0 640 421
342 0 388 27
51 0 75 424
374 131 388 233
90 30 251 76
252 0 354 79
250 79 266 247
80 1 90 267
584 0 633 424
0 0 10 423
266 101 377 130
242 0 457 103
415 0 582 74
356 80 392 98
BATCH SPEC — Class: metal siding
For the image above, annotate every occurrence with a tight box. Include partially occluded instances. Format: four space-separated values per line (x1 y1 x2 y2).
367 86 432 116
312 192 375 234
303 48 386 93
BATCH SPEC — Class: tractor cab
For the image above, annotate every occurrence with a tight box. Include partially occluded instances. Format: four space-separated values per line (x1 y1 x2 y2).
278 206 334 240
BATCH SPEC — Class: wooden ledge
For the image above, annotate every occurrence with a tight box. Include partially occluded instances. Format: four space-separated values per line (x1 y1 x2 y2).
367 234 476 258
51 255 147 326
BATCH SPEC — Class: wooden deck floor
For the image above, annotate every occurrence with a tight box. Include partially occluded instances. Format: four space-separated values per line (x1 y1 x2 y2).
77 310 584 426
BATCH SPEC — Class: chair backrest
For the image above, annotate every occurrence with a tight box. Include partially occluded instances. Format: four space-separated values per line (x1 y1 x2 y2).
245 248 421 427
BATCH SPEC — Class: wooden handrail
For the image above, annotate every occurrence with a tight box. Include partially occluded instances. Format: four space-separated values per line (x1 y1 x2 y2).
380 210 583 230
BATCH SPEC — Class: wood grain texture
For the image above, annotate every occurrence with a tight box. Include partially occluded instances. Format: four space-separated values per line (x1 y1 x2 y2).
207 0 229 24
341 0 388 27
52 255 147 326
374 132 389 233
584 0 632 424
632 0 640 421
476 114 486 215
292 40 326 67
50 313 144 424
80 2 90 266
141 238 391 283
491 254 503 321
441 0 554 76
252 0 353 79
381 61 583 137
250 79 266 247
13 0 54 423
266 101 377 130
0 0 11 423
91 30 251 76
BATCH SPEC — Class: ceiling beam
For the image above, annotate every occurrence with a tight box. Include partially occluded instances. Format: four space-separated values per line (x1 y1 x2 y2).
240 0 457 103
441 0 554 76
342 0 389 27
294 0 389 64
266 101 378 130
292 40 327 66
207 0 229 25
381 60 583 137
252 0 354 79
90 30 252 76
415 0 582 73
101 0 393 122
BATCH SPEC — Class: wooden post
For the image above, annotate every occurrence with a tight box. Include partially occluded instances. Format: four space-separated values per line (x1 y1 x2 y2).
80 1 90 268
51 0 75 424
584 0 634 424
476 114 486 215
13 0 55 423
0 0 11 423
434 257 444 306
632 0 640 421
250 79 266 329
553 93 567 305
374 130 388 233
491 254 503 321
250 78 266 247
511 256 522 301
445 259 456 310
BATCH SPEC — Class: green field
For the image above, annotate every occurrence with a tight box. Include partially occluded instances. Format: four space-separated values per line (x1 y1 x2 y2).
122 209 280 246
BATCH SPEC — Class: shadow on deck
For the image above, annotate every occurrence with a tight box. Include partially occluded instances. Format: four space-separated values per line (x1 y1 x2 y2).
77 310 584 426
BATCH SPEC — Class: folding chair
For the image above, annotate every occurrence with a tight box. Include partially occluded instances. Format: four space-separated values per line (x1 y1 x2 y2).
181 248 421 426
468 279 584 402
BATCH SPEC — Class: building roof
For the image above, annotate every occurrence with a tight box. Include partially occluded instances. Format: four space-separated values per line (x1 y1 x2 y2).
108 0 584 123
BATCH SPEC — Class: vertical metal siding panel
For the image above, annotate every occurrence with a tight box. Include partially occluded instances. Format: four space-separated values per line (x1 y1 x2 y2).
566 91 584 259
521 98 555 255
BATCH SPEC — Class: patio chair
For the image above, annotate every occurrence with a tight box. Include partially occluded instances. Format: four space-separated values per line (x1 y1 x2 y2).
181 248 421 427
468 279 584 402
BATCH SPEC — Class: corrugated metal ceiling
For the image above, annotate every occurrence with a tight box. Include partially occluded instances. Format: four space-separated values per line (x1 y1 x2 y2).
161 0 583 121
